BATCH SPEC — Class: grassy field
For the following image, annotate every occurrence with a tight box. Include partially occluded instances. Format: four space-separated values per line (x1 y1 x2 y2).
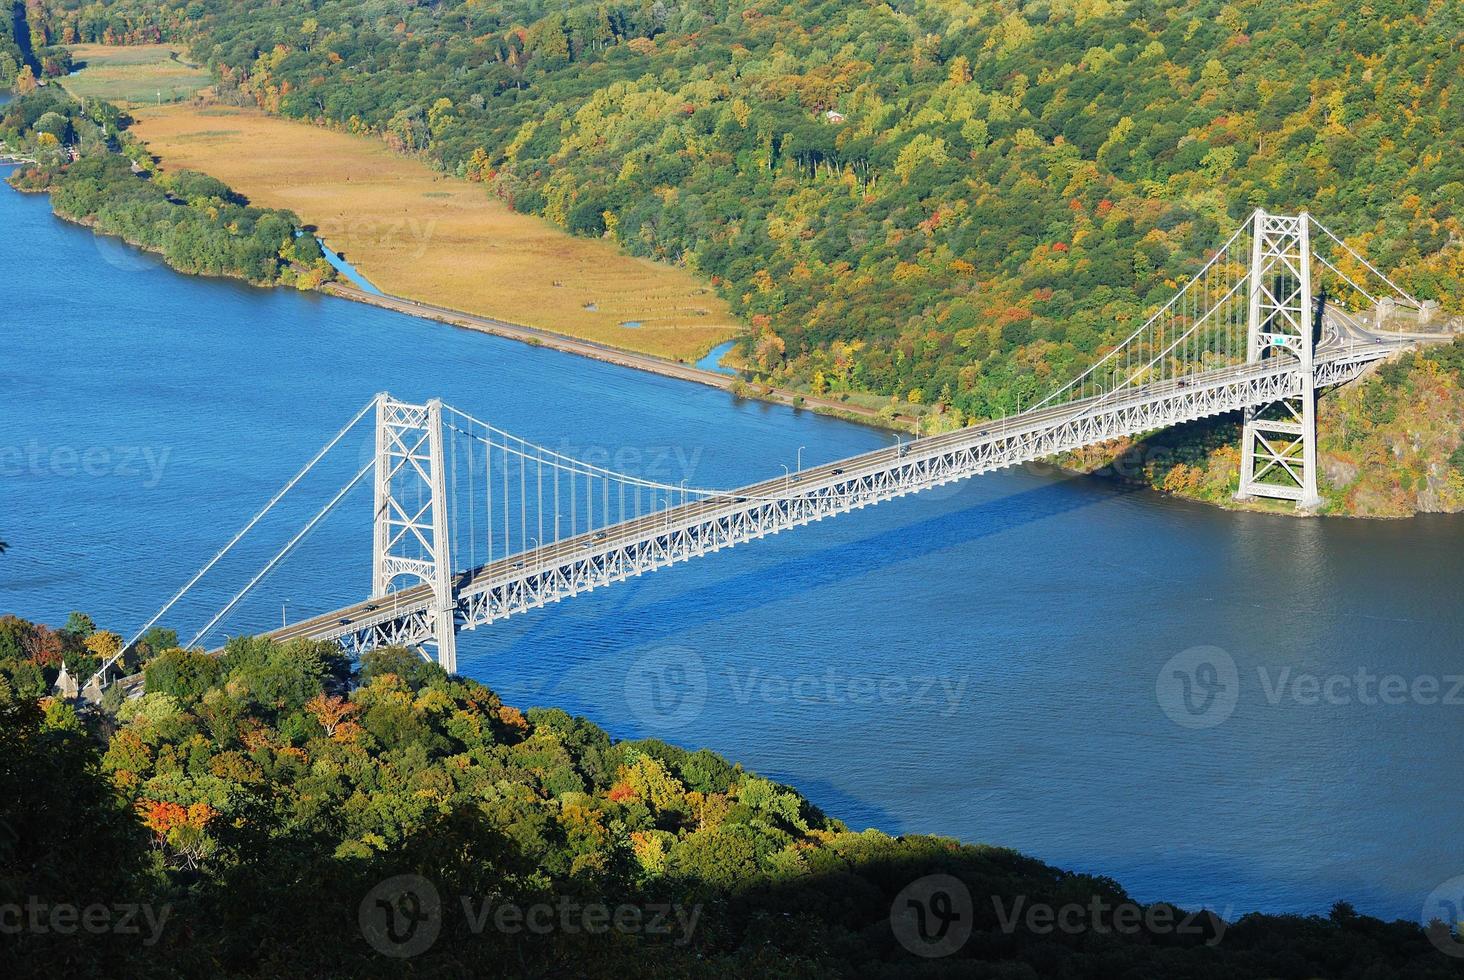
126 103 742 360
60 45 211 105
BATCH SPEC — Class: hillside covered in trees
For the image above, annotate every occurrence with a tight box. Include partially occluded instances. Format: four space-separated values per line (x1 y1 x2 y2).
5 611 1464 977
23 0 1464 426
3 0 74 88
1 4 28 86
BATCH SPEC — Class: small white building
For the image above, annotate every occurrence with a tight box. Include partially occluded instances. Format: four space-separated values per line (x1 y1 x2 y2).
824 110 846 124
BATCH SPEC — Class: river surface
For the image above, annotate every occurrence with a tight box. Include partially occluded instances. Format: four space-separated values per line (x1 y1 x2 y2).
3 173 1462 922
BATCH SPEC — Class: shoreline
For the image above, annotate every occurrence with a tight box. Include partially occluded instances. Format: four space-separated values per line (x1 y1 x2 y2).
3 151 911 433
128 100 747 364
322 282 916 433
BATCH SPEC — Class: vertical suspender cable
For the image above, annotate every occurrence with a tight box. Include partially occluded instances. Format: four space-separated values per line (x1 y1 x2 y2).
467 435 476 571
488 438 497 555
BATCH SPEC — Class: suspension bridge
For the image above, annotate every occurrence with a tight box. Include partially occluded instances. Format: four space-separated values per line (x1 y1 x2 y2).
91 210 1452 683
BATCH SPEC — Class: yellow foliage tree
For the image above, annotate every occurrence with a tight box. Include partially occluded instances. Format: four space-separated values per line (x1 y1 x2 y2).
83 630 123 662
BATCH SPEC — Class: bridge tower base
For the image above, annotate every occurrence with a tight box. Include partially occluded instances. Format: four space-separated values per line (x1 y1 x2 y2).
1234 210 1324 511
372 395 458 672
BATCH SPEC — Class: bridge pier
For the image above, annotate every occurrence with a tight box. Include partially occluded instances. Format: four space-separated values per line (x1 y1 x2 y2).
1234 210 1324 510
371 394 458 672
1235 390 1323 509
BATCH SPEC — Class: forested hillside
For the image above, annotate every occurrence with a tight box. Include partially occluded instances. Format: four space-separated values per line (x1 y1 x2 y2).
5 612 1464 977
25 0 1464 425
5 0 72 84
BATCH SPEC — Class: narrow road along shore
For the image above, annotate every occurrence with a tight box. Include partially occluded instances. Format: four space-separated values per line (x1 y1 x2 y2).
323 283 912 431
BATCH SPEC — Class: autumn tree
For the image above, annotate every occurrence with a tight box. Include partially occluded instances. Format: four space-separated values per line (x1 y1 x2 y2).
304 692 358 737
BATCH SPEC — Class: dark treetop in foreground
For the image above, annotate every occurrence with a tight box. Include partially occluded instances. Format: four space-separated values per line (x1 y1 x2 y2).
2 612 1462 978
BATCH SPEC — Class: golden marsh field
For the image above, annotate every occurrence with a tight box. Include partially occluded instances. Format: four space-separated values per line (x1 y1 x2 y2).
127 103 741 360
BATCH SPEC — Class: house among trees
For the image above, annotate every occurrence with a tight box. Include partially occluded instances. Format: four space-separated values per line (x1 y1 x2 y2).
53 663 79 700
823 109 845 123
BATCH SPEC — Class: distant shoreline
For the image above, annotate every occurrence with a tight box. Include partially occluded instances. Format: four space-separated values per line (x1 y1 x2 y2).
127 101 745 364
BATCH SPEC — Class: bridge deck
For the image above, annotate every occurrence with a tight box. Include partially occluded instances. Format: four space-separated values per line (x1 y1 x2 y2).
249 334 1417 656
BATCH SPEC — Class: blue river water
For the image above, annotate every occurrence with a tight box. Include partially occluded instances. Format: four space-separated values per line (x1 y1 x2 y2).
315 237 382 294
3 173 1462 922
695 339 739 375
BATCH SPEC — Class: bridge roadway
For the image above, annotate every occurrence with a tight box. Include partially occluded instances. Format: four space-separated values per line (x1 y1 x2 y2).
247 331 1422 657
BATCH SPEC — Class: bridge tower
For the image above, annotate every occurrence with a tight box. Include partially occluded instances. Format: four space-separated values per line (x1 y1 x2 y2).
371 395 458 672
1235 210 1324 509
